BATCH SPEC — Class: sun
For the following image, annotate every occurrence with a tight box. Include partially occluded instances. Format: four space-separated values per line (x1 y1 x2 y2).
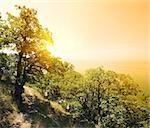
43 40 69 60
47 44 69 61
48 45 56 56
46 44 61 58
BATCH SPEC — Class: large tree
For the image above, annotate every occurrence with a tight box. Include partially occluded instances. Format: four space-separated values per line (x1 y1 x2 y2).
0 5 54 111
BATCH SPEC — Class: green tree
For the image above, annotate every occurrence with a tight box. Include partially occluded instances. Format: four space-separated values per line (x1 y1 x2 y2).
78 68 149 127
0 6 53 111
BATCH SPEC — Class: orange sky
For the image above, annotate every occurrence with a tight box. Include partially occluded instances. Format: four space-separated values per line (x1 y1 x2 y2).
0 0 149 88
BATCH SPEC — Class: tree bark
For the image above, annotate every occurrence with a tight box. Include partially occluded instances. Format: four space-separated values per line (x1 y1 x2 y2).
14 52 24 111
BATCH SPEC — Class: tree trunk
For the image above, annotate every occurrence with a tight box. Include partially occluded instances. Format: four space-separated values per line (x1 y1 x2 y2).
14 52 24 111
14 84 24 111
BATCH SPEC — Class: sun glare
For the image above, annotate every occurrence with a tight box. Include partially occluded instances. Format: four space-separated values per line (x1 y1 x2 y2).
47 44 61 58
48 45 55 55
47 44 69 60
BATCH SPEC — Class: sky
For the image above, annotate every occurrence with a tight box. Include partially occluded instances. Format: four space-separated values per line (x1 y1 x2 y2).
0 0 149 89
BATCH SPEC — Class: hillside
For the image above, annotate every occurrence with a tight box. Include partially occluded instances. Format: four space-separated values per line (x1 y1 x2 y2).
0 82 75 128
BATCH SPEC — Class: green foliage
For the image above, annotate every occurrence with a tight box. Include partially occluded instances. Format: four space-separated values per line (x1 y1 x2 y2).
29 66 149 127
78 67 149 127
30 61 79 100
0 53 17 82
60 70 83 100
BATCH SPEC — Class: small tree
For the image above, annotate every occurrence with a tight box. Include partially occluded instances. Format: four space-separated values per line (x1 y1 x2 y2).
0 5 53 111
